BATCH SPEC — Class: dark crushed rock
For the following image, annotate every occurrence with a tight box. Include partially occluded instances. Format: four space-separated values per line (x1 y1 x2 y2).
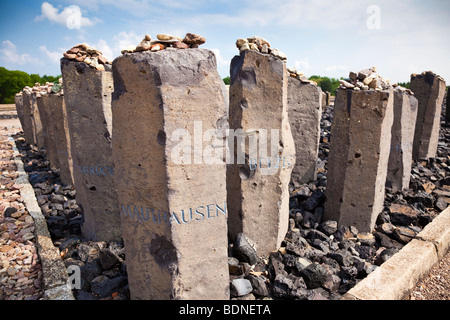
10 96 450 300
229 98 450 300
13 135 129 300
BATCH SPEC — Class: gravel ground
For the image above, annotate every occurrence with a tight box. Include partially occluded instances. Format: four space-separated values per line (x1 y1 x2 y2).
1 101 449 300
407 250 450 300
0 124 44 300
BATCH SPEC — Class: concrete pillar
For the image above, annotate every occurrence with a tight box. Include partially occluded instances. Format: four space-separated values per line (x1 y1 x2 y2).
411 71 446 160
326 91 331 106
112 48 230 300
36 93 60 170
227 49 296 255
14 93 25 130
324 89 394 232
386 89 418 192
21 89 37 145
446 90 450 122
47 93 74 186
321 91 327 109
29 91 45 149
287 77 322 186
61 58 121 242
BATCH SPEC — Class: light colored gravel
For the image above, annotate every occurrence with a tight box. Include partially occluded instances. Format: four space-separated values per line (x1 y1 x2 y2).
408 249 450 300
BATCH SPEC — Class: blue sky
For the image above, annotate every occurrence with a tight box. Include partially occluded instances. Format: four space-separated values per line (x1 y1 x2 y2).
1 0 449 83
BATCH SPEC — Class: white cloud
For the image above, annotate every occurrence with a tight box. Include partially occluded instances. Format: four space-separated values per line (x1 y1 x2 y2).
39 45 64 64
188 0 369 29
75 31 142 62
35 2 100 29
93 39 114 60
211 48 230 68
112 31 142 56
0 40 40 65
294 58 311 72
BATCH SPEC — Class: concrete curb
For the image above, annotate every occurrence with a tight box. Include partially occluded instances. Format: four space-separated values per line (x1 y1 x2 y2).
343 206 450 300
8 135 75 300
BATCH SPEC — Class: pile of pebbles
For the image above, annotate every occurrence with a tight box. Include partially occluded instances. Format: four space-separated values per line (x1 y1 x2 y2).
12 135 129 300
228 94 450 300
121 33 206 54
19 79 63 99
63 43 112 72
339 66 401 92
287 67 318 86
235 36 287 61
0 129 43 300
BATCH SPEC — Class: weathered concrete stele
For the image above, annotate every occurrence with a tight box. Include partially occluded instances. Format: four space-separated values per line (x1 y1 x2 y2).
29 92 45 149
47 94 74 185
287 76 322 186
386 90 418 192
325 89 394 232
228 49 296 255
61 58 121 242
112 48 230 300
14 93 25 130
36 94 60 170
411 71 446 160
446 90 450 122
20 90 38 145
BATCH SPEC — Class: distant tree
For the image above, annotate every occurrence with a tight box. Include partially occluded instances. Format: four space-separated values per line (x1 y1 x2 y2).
41 74 61 84
397 82 410 89
0 66 60 104
0 67 32 103
30 74 41 85
223 76 230 85
309 75 341 96
319 77 333 93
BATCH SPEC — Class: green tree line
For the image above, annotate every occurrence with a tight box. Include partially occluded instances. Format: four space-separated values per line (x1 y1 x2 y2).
0 66 60 104
308 75 342 96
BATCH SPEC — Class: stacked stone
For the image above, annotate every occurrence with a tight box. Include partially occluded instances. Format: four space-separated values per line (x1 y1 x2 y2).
18 80 73 185
48 84 74 186
34 84 59 172
121 33 206 54
338 67 401 92
235 36 288 61
287 67 317 85
410 71 447 160
446 89 450 122
16 88 32 144
286 67 323 186
63 43 112 72
61 46 121 242
325 68 395 233
27 80 64 97
14 92 25 134
228 38 295 256
39 79 73 186
22 84 46 150
386 86 418 192
112 38 230 300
